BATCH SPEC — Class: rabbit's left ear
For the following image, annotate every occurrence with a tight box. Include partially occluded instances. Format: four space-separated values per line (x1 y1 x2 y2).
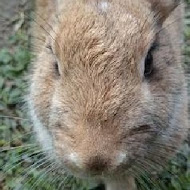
147 0 181 23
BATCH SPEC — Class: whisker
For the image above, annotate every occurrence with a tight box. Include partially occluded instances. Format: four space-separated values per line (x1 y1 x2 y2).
16 156 51 190
0 11 58 49
62 175 76 190
45 167 68 190
143 155 183 185
57 174 70 190
34 11 57 35
129 166 153 190
2 147 42 174
0 131 36 151
47 173 66 190
0 115 28 121
134 154 185 190
0 143 37 153
132 166 154 190
29 162 58 190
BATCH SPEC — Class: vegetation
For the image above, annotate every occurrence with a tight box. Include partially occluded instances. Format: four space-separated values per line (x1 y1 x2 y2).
0 1 189 189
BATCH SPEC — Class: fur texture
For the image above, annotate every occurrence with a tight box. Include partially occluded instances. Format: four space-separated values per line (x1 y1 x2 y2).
29 0 188 189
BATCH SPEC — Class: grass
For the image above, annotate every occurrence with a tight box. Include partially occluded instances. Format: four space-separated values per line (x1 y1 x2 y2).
0 1 189 190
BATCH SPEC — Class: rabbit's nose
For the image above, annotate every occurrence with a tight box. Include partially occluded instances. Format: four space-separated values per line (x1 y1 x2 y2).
85 155 110 174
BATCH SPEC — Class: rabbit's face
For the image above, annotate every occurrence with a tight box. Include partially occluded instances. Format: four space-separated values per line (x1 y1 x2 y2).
29 0 187 179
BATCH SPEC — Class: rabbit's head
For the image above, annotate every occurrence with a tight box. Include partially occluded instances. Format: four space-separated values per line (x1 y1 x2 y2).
29 0 188 179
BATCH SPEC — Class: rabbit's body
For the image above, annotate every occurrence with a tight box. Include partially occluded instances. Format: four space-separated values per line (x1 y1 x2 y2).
29 0 188 189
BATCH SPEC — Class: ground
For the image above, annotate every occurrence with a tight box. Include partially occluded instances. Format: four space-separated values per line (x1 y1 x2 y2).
0 1 189 190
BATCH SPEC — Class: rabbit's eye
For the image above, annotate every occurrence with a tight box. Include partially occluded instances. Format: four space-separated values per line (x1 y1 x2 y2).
144 42 158 77
144 48 153 77
46 44 61 77
53 60 60 76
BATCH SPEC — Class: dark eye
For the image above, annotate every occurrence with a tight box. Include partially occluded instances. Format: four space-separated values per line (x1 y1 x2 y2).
46 44 61 77
54 60 60 77
144 48 153 77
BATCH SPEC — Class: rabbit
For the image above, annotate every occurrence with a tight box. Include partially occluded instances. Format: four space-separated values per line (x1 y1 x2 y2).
28 0 189 189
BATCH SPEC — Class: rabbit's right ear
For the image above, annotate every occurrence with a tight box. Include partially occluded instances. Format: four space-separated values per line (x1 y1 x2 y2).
147 0 181 24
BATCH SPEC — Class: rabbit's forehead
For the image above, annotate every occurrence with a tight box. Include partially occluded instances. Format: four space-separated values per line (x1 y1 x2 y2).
53 0 155 52
54 12 154 68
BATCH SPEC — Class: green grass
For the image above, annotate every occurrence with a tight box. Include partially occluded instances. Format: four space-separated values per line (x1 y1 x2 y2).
0 1 190 190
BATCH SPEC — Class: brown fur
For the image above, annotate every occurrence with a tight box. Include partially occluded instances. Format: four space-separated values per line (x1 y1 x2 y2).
29 0 188 189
